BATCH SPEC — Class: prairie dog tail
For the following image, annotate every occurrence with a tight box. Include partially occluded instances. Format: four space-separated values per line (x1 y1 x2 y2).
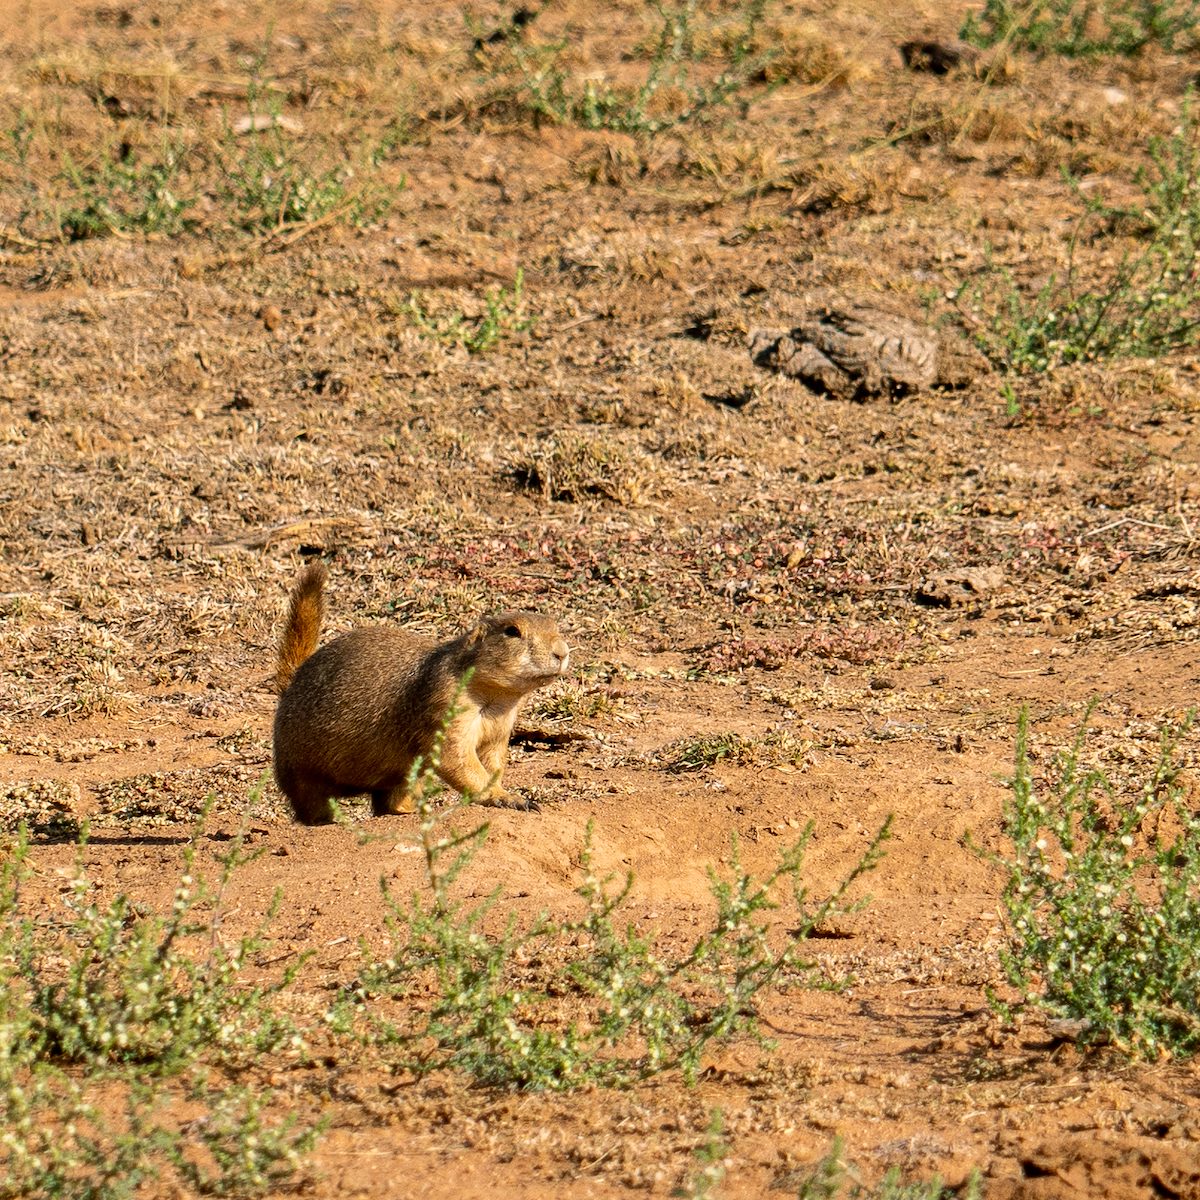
275 562 327 694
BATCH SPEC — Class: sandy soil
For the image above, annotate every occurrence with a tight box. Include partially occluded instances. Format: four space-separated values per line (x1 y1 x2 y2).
2 1 1200 1196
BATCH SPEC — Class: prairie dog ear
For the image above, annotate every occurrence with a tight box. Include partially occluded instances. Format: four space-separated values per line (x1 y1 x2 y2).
465 620 490 647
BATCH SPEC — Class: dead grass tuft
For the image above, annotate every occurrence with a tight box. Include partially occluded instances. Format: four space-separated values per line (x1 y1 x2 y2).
658 728 809 773
0 778 82 836
510 434 665 507
889 95 1035 146
529 682 619 723
789 157 911 214
750 22 863 88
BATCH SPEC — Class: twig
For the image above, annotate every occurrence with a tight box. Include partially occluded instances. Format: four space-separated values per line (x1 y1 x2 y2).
0 226 51 249
178 202 358 277
556 312 603 333
1085 516 1175 538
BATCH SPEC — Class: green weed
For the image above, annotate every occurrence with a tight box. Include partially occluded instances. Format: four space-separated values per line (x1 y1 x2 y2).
981 707 1200 1058
0 1064 319 1199
10 826 299 1073
55 139 193 240
0 76 398 241
961 0 1200 56
0 805 320 1197
341 783 891 1089
214 80 392 232
965 100 1200 370
788 1136 981 1198
405 270 533 353
164 1079 320 1196
1 121 194 242
488 0 779 135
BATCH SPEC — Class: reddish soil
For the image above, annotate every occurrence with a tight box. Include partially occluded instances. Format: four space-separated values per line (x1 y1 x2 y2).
2 2 1200 1197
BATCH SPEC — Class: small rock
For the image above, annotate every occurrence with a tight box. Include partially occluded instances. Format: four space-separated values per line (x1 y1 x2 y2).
751 295 939 400
1045 1016 1093 1041
259 302 283 331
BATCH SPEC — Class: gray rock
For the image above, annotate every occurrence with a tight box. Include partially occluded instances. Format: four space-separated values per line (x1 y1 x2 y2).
750 298 940 400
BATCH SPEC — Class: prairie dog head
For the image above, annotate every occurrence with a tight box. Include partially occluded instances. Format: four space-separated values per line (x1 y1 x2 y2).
466 611 570 693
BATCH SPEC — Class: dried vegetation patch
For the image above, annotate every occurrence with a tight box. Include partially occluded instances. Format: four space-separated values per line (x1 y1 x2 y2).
3 0 1200 1196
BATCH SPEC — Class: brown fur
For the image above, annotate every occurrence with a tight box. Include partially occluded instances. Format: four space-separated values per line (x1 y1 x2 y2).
272 565 570 824
274 561 327 694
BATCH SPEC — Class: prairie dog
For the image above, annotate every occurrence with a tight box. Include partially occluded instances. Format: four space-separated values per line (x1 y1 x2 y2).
272 563 570 824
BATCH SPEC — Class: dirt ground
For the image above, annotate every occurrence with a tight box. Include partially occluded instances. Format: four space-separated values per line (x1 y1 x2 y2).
3 1 1200 1196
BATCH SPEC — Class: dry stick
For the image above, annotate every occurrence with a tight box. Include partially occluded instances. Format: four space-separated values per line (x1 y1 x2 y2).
556 312 603 333
1176 500 1194 540
0 226 52 249
179 200 356 276
1085 516 1175 538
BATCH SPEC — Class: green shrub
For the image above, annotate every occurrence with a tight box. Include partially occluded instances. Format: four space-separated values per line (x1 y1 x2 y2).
966 101 1200 370
8 827 299 1073
961 0 1200 57
984 707 1200 1058
214 94 387 232
342 788 891 1089
55 140 193 240
3 130 198 243
488 0 779 135
0 1064 319 1199
0 811 320 1197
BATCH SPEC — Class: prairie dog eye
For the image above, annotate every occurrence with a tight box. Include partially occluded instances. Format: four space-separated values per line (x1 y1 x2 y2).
504 624 523 638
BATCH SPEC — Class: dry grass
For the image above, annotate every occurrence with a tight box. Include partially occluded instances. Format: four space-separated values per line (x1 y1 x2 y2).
510 433 666 507
4 3 1200 1196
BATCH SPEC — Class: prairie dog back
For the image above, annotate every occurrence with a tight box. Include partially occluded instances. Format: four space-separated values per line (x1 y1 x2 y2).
271 567 570 824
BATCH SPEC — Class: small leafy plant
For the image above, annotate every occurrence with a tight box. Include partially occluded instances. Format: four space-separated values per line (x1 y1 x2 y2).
11 827 299 1072
961 0 1200 57
788 1136 981 1199
965 100 1200 371
213 81 391 232
983 707 1200 1058
405 270 533 353
341 781 891 1090
54 139 194 240
0 71 400 242
0 806 320 1197
486 0 780 135
1 126 194 242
